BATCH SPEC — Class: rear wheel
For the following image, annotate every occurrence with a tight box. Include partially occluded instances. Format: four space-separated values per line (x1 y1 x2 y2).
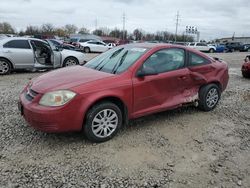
198 84 221 111
63 57 79 67
0 58 11 75
84 102 122 142
84 47 91 53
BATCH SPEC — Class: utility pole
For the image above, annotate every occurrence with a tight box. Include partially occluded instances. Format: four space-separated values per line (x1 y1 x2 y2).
175 11 180 42
95 18 98 30
122 13 126 40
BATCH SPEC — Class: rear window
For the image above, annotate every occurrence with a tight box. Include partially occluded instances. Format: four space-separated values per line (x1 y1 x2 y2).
3 40 31 49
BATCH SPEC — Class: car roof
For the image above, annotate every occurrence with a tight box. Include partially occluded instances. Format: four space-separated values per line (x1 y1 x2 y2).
0 37 47 45
119 42 189 50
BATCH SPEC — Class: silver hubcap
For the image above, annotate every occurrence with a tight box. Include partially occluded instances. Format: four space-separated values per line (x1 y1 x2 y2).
65 59 77 66
206 88 219 108
92 109 118 138
0 61 9 74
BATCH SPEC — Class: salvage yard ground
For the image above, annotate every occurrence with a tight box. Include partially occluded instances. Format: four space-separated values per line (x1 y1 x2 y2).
0 52 249 188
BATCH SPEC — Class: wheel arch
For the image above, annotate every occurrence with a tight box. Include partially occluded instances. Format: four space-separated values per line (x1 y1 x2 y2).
0 57 15 69
63 56 79 66
199 81 222 92
82 96 129 129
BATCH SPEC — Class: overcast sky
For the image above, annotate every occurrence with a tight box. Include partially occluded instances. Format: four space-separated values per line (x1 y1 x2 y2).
1 0 250 40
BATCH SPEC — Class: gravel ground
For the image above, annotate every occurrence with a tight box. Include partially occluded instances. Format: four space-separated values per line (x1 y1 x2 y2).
0 52 249 188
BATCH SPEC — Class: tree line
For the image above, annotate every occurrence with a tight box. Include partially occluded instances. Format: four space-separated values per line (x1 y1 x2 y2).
0 22 194 42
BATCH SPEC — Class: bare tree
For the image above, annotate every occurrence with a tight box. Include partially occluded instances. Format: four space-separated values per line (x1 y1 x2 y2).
25 25 40 35
41 23 55 35
78 27 90 34
0 22 15 34
64 24 78 35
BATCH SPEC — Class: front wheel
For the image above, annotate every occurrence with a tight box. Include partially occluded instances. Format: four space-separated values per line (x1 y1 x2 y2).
84 47 91 53
209 48 215 53
84 102 122 142
63 57 79 67
0 58 11 75
198 84 221 111
242 71 250 78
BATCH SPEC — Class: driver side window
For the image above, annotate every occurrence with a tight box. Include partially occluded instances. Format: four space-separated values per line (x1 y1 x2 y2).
143 48 185 74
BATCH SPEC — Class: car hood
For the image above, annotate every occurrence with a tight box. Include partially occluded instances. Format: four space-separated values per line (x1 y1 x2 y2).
31 66 113 93
61 49 84 57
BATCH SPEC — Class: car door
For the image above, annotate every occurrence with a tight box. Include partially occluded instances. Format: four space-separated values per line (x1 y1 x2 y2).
132 48 191 117
52 50 62 68
96 42 109 52
2 39 34 68
188 52 215 91
196 43 204 51
87 41 98 52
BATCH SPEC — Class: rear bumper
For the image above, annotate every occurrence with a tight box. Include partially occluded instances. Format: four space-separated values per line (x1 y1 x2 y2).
242 63 250 74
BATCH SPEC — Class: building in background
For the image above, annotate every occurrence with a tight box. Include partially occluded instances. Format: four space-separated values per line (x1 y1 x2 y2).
218 37 250 44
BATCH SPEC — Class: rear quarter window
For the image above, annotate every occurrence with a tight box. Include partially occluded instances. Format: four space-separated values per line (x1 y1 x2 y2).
189 52 210 66
3 40 31 49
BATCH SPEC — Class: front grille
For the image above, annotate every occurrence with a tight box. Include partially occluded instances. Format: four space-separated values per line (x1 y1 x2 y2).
25 88 39 101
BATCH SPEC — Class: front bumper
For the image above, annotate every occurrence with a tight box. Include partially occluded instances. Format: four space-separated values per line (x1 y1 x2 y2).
19 89 84 133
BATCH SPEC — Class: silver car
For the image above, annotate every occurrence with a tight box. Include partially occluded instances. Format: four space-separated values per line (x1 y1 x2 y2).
0 37 86 75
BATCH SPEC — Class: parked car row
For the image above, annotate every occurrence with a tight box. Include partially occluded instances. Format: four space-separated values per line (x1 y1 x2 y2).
67 38 115 53
182 42 250 53
188 42 217 53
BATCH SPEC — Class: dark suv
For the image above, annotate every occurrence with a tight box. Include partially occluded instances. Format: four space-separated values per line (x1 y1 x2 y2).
225 42 244 52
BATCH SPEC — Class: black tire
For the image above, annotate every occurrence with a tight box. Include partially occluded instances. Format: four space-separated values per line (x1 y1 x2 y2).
242 71 250 78
84 47 91 53
63 57 79 67
0 58 11 75
198 84 221 112
84 102 123 142
209 48 215 53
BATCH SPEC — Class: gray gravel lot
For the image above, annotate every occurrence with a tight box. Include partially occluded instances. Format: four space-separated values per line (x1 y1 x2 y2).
0 52 249 188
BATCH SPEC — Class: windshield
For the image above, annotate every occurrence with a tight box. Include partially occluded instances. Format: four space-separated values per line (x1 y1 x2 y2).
46 40 56 50
70 38 78 42
84 46 148 74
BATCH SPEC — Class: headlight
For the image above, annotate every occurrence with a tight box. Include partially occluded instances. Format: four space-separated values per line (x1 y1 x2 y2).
39 90 76 107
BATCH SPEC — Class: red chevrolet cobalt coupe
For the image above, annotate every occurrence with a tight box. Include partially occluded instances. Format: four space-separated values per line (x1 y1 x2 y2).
19 43 229 142
242 55 250 78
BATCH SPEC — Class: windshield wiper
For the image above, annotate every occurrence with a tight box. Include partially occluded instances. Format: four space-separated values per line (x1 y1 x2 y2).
111 51 128 74
93 48 124 71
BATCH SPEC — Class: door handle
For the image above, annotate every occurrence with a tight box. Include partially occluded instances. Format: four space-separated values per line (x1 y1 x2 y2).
178 76 188 80
3 50 12 53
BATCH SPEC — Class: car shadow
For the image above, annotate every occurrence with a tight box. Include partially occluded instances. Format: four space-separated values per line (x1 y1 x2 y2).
32 105 199 146
11 69 50 74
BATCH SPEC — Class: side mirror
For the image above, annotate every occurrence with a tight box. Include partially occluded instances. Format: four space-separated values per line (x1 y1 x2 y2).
55 45 63 51
137 66 158 77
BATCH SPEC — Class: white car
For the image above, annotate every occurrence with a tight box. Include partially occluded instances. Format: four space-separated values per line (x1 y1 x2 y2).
80 40 111 53
188 42 216 53
0 37 86 75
